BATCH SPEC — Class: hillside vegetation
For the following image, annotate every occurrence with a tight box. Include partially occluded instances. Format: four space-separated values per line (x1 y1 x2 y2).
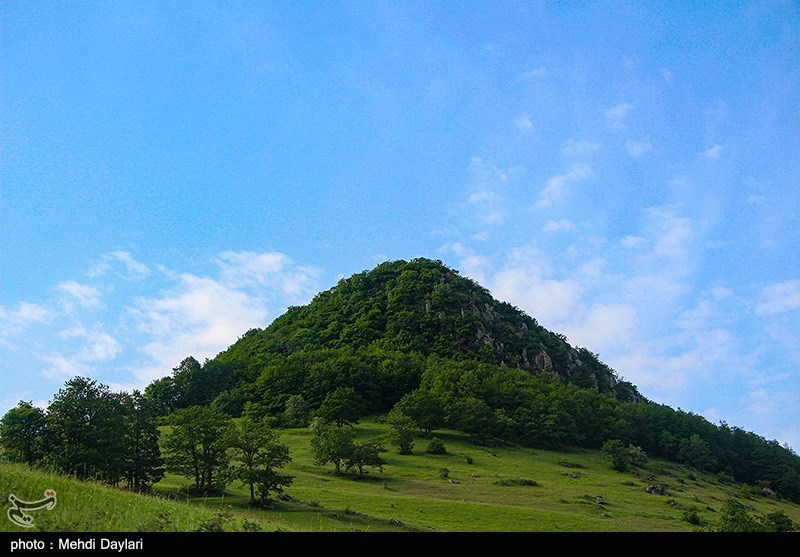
3 421 799 532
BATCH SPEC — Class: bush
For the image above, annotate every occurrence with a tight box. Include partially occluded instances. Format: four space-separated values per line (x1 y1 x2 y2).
494 478 539 487
426 438 447 455
465 456 474 465
439 468 450 479
682 510 702 526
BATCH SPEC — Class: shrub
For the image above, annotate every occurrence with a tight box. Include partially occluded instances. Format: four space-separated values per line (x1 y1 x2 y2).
495 478 539 486
682 510 702 526
439 468 450 479
426 438 447 455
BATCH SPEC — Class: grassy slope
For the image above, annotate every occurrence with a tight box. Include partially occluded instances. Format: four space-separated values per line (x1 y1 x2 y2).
3 420 800 532
160 421 800 532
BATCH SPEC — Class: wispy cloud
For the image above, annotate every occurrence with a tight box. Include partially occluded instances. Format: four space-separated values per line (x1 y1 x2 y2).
89 251 151 280
755 280 800 316
542 219 575 233
0 302 49 346
515 114 533 131
468 191 495 204
561 139 600 157
702 144 724 159
42 325 122 379
535 163 592 208
517 68 546 80
605 103 633 122
57 281 102 310
626 138 654 157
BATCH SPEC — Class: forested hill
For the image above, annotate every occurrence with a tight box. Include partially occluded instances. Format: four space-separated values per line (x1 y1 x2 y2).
215 258 641 402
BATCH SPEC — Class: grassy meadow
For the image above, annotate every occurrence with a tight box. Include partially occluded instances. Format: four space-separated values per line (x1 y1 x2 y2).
3 420 800 532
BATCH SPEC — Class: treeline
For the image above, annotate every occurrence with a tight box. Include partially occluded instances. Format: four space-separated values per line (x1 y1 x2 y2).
0 378 163 492
0 377 293 506
141 350 800 503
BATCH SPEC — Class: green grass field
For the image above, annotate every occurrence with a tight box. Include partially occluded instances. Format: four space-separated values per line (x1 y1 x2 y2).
3 420 800 532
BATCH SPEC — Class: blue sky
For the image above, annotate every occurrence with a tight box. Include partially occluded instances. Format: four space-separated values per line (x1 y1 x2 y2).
2 1 799 449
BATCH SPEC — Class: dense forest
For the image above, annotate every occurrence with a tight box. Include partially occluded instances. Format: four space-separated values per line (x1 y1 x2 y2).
3 258 800 506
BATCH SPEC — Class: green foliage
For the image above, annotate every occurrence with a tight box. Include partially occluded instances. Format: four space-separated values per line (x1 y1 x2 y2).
678 434 717 472
310 420 355 475
394 390 444 436
283 394 311 427
228 417 293 505
162 406 232 492
438 467 449 479
0 401 46 465
602 440 647 472
714 499 798 532
316 387 364 428
682 510 702 526
345 438 386 478
445 396 498 445
426 438 447 455
46 377 129 483
386 410 415 455
120 391 164 492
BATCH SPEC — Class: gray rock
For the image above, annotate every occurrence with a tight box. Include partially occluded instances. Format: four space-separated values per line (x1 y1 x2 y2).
645 484 669 495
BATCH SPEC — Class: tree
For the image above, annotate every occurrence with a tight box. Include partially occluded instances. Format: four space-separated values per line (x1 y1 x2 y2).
283 394 310 427
47 377 128 483
394 390 444 436
446 396 497 445
120 391 164 492
345 438 386 478
316 387 363 428
163 406 232 492
386 410 415 455
601 439 647 471
229 417 293 505
143 376 177 417
0 401 46 465
678 434 718 471
310 419 355 475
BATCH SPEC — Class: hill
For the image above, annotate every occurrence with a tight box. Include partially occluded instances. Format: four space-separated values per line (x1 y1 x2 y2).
216 258 641 401
139 258 800 505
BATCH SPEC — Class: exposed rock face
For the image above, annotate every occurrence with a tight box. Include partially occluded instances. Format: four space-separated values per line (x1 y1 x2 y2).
534 350 554 372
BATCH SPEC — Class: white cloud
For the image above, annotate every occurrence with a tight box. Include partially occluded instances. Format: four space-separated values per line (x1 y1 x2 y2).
626 138 654 157
41 325 122 379
0 302 49 345
129 272 271 384
88 251 151 280
517 68 546 80
57 281 102 309
619 235 647 249
561 139 600 157
535 163 592 208
661 67 673 83
565 304 637 350
483 211 505 225
702 144 724 159
755 280 800 316
468 191 495 204
515 114 533 131
542 219 575 233
604 103 633 121
214 250 321 304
